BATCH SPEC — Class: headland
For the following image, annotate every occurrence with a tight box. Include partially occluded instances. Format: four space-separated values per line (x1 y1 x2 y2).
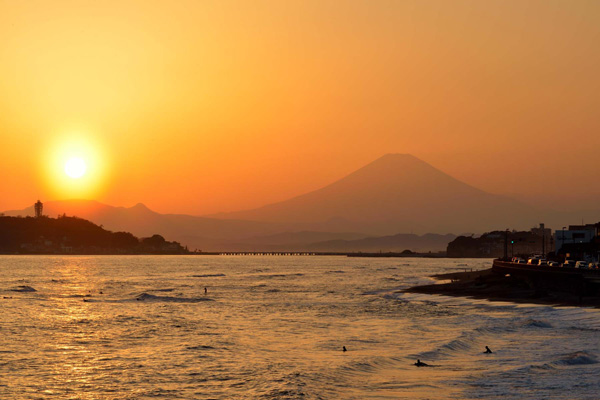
0 215 190 255
404 260 600 308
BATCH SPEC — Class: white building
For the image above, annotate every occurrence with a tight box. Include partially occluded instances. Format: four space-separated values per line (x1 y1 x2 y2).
554 225 597 253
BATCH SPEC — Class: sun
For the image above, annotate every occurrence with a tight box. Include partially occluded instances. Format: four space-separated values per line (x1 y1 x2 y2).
42 133 111 199
65 157 87 179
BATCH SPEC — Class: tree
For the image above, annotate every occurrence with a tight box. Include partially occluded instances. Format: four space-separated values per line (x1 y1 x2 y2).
142 234 166 248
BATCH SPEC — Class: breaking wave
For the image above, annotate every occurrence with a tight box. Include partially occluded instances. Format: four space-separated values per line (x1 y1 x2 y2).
552 351 598 367
10 285 36 292
135 293 214 302
521 319 553 329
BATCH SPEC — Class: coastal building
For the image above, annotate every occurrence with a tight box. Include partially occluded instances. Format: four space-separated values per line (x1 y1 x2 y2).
530 223 553 254
554 224 598 254
530 223 551 238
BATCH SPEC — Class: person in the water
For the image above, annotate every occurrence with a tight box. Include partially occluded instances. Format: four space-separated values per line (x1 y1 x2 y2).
414 359 428 367
343 346 347 352
484 346 493 354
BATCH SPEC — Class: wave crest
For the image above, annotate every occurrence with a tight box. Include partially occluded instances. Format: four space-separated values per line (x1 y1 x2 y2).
135 293 213 303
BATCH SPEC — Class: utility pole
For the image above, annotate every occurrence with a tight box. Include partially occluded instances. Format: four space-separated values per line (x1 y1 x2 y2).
504 229 508 260
542 230 545 257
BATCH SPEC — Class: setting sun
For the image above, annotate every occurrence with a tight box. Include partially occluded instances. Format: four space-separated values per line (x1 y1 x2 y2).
40 134 110 200
64 157 87 179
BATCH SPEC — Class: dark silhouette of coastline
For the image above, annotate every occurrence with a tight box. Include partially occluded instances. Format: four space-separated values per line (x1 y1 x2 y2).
347 250 446 258
0 215 189 255
404 266 600 308
447 226 552 258
2 200 455 253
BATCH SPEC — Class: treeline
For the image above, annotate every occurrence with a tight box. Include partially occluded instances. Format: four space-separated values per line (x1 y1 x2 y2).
0 215 188 254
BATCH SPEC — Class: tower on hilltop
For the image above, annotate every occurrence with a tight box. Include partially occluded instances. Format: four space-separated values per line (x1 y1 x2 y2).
34 200 43 218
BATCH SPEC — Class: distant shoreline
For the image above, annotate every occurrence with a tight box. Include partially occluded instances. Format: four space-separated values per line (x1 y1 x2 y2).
404 268 600 308
0 252 219 256
347 251 446 258
0 252 449 257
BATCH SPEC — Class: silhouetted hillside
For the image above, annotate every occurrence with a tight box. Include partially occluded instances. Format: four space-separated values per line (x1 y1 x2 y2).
4 200 294 251
447 230 551 258
0 215 187 254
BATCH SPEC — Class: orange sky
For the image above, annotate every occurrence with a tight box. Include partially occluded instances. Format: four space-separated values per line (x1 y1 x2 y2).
1 0 599 215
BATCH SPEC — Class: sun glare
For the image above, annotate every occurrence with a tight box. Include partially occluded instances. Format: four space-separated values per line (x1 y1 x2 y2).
42 133 110 199
65 157 87 179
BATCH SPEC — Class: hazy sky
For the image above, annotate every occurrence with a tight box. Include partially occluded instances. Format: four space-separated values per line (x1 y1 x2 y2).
1 0 599 214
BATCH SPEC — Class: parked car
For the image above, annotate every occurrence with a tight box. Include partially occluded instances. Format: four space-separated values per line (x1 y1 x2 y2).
537 259 548 266
528 257 541 265
563 260 576 268
517 259 527 264
547 261 559 267
575 261 589 269
588 262 599 269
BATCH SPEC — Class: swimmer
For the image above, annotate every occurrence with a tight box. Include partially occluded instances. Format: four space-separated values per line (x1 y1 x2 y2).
484 346 493 354
414 359 428 367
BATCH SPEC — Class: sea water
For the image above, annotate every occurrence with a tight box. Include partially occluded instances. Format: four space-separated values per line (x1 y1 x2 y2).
1 255 599 399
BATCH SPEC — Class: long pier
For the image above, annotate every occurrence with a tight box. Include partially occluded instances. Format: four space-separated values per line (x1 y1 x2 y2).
216 252 344 256
192 251 446 257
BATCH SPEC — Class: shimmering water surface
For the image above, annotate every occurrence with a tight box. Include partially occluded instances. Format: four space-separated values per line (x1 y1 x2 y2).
1 256 599 399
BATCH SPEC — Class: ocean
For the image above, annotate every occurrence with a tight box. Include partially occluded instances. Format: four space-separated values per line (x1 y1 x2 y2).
1 255 599 399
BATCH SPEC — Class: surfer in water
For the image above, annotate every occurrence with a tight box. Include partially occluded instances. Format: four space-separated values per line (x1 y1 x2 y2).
343 346 347 352
484 346 493 354
414 359 428 367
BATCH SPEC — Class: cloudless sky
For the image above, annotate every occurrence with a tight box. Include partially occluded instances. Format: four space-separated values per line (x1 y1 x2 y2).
1 0 599 214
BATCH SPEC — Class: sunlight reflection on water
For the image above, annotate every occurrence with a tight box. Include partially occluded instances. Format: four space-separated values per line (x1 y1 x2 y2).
1 256 599 399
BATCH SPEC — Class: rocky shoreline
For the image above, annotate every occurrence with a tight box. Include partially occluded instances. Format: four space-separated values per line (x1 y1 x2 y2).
404 268 600 308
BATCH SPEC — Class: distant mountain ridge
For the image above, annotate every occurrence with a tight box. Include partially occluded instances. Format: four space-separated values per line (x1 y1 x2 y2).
210 154 543 234
6 154 599 251
304 232 457 253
